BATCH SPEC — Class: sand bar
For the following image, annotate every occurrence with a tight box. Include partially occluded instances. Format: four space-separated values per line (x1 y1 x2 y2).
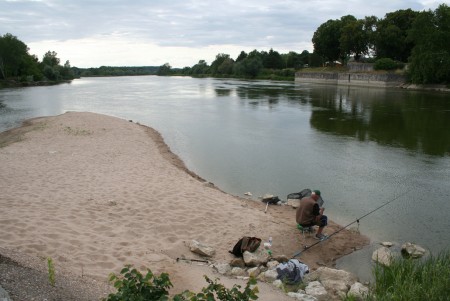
0 112 369 300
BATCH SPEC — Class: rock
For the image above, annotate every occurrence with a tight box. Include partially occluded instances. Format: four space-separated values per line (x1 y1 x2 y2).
381 241 394 247
189 240 215 257
272 279 284 289
288 292 318 301
243 248 270 267
231 267 247 277
0 286 12 301
305 281 329 301
266 260 279 270
244 192 252 196
288 199 301 208
229 258 246 268
309 267 356 299
214 263 231 275
247 266 261 278
401 243 426 259
348 282 369 301
314 267 357 287
263 269 279 282
372 246 393 266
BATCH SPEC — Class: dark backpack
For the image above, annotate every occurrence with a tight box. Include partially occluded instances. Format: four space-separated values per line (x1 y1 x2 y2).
229 236 262 257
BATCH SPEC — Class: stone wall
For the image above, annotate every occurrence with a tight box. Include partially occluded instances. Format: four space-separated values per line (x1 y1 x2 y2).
295 71 406 88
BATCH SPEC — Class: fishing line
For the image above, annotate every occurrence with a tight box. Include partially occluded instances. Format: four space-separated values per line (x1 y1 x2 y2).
292 190 409 258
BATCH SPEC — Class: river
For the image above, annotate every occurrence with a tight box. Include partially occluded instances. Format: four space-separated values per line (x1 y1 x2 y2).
1 76 449 281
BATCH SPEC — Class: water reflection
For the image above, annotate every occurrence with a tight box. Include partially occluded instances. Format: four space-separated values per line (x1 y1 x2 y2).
221 81 450 156
308 86 450 156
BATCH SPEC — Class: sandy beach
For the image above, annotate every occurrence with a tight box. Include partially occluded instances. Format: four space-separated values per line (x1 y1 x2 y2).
0 112 369 300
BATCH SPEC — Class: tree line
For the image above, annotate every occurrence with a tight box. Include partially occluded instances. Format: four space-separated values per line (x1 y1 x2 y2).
1 4 448 85
0 33 75 84
160 4 449 85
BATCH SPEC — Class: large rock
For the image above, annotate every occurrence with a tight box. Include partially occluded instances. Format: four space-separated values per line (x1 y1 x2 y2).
305 281 329 301
243 248 270 267
401 243 426 259
263 269 279 282
189 240 215 257
287 292 318 301
214 263 231 275
348 282 369 301
247 266 261 278
231 267 247 277
309 267 356 297
229 258 245 268
372 246 393 266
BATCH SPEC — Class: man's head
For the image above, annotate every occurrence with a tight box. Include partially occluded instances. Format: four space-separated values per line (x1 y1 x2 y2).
311 194 319 201
313 190 321 196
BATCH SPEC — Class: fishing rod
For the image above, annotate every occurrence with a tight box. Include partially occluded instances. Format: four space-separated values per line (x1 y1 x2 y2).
292 191 408 258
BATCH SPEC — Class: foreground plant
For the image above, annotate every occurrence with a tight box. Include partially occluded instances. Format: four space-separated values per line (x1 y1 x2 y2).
104 265 259 301
105 266 172 301
47 257 55 286
174 276 258 301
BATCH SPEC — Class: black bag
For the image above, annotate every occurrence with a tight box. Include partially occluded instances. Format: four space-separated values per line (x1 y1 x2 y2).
287 189 311 200
262 196 281 204
229 236 262 257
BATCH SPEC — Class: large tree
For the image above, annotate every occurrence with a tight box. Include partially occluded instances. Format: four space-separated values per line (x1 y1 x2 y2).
340 19 368 61
0 33 32 79
312 19 342 63
375 9 419 61
408 4 450 84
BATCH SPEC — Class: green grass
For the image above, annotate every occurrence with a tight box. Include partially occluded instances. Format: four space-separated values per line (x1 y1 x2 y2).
366 250 450 301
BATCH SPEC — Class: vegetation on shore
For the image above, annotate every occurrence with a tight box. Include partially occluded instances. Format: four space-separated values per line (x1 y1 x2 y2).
158 4 448 85
103 250 450 300
1 4 448 87
365 250 450 301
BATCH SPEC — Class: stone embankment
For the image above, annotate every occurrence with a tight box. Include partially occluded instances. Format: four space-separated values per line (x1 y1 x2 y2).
295 62 406 88
295 71 406 88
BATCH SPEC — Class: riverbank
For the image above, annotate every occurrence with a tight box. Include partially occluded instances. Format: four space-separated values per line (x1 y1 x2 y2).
0 79 73 89
0 112 369 300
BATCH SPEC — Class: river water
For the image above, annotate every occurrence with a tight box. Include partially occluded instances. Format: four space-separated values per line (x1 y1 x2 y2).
1 76 449 281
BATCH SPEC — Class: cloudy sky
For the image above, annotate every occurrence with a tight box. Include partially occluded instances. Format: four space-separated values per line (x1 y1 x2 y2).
1 0 448 68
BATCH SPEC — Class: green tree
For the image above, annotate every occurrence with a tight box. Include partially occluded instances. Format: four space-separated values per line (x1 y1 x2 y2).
312 19 343 63
408 4 450 84
157 63 172 76
42 50 60 67
364 16 379 57
190 60 209 75
0 33 30 79
235 51 248 62
375 9 419 62
210 53 233 75
233 56 263 78
263 48 283 69
340 19 368 61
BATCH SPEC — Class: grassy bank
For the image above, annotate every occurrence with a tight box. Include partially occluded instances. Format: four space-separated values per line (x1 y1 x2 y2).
364 250 450 301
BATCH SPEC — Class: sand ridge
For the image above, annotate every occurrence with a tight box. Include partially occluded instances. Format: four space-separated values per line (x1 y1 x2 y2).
0 112 368 299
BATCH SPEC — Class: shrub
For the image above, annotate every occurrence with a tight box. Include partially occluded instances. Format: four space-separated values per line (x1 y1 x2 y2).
374 58 405 71
105 266 172 301
104 265 259 301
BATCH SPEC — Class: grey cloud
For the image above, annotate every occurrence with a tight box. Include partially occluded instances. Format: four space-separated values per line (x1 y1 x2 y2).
1 0 446 50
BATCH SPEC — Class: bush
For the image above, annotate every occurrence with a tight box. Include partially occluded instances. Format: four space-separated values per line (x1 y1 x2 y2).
105 266 172 301
374 58 404 71
104 265 259 301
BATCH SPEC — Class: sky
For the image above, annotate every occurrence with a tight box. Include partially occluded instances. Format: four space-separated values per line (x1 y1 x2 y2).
1 0 448 68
